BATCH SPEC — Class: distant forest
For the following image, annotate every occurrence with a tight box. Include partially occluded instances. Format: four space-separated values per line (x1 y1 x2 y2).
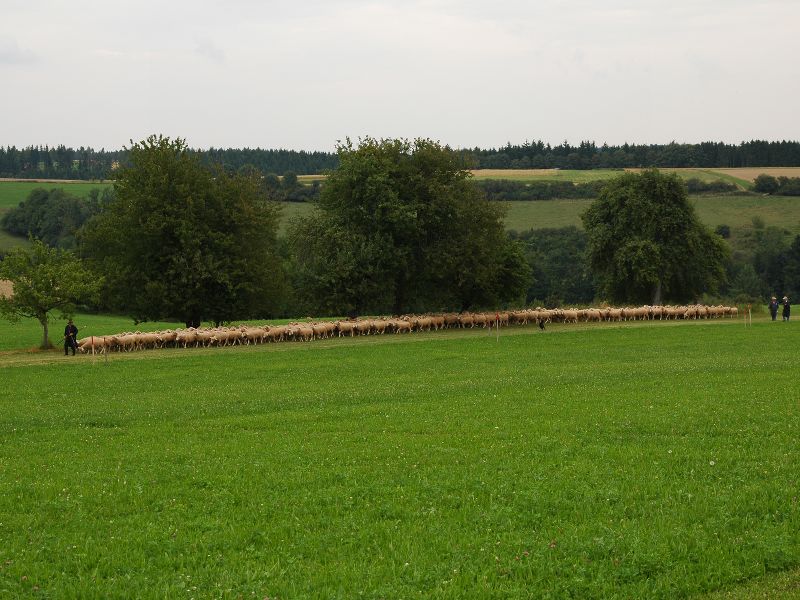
1 139 800 179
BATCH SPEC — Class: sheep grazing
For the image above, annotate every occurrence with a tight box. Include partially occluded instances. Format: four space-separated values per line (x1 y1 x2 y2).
74 303 739 355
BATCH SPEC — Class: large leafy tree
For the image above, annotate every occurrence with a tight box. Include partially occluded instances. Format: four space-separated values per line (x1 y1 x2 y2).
0 239 101 349
289 137 529 315
582 169 728 304
81 135 285 327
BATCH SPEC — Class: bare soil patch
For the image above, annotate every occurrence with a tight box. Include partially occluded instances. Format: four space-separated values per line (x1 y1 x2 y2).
0 279 12 298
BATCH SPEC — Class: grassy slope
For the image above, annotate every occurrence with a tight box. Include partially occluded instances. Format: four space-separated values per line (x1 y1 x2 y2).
0 181 111 210
0 319 798 598
469 168 757 189
503 194 800 234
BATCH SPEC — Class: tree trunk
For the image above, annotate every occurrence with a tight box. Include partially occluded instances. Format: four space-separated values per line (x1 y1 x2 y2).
393 274 407 316
652 280 663 306
40 317 52 349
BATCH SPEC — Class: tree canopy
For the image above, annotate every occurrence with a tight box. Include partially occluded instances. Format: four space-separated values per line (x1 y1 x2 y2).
582 169 728 304
0 238 101 348
288 137 529 315
80 135 285 327
1 187 112 249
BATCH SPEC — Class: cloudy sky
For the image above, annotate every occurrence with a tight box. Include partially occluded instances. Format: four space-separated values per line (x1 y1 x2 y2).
2 0 798 151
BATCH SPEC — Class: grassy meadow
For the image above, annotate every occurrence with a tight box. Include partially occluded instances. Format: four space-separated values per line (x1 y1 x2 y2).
1 317 799 598
502 194 800 235
469 168 762 190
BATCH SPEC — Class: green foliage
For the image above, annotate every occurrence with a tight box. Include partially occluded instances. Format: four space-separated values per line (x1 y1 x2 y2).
281 171 298 189
475 178 604 200
754 174 780 194
0 238 101 348
774 176 800 196
1 323 799 597
510 226 596 305
683 177 738 194
470 139 800 170
754 174 800 196
728 263 764 303
0 187 112 248
289 138 529 314
80 135 286 326
582 169 729 304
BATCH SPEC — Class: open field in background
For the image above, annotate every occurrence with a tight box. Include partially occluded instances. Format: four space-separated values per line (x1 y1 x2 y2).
2 173 800 250
278 201 316 234
0 181 111 209
0 319 798 597
502 195 800 235
503 199 591 231
691 195 800 235
470 168 764 189
273 195 800 237
297 174 327 184
0 228 31 251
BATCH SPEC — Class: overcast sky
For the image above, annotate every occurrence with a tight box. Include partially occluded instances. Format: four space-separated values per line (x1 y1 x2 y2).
2 0 799 151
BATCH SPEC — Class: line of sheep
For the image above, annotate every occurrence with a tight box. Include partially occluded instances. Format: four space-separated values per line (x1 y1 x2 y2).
75 304 738 354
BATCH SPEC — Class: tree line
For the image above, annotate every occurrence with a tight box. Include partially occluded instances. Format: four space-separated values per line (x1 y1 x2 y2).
2 139 800 180
470 140 800 170
475 178 738 202
753 174 800 195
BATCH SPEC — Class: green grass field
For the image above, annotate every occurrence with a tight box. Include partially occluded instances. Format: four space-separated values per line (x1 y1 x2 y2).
468 168 755 189
502 195 800 235
0 181 111 210
1 317 799 598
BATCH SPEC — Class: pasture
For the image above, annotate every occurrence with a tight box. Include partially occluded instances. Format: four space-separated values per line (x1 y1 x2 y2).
503 194 800 236
469 168 760 189
0 181 111 210
1 317 799 598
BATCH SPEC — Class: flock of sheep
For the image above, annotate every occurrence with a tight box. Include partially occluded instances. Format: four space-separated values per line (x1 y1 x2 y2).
75 304 738 354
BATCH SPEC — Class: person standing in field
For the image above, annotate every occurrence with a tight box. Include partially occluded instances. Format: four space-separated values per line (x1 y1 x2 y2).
768 296 779 321
64 319 78 355
782 296 791 322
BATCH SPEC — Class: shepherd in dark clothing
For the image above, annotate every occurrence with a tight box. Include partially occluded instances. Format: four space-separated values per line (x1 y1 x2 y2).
768 297 779 321
782 296 791 322
64 319 78 356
